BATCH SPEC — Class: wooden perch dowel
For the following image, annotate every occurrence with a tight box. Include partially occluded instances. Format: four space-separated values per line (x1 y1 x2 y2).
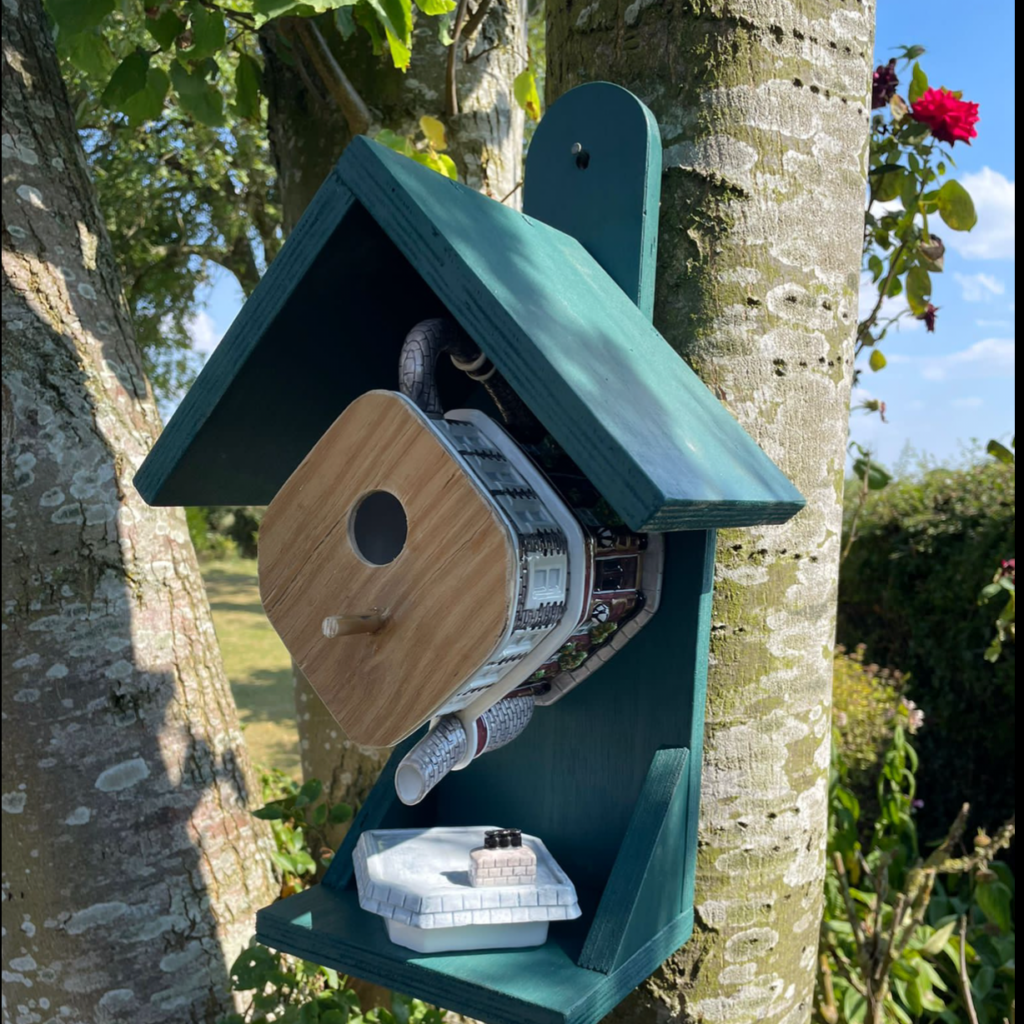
322 612 386 638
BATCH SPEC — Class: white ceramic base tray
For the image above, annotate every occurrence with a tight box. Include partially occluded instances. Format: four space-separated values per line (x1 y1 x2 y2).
385 918 549 953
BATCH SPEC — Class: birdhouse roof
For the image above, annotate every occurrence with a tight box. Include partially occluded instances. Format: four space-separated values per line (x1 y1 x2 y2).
135 135 804 531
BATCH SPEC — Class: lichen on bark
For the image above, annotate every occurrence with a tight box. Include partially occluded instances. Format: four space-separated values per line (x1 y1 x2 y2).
546 1 874 1020
2 3 278 1019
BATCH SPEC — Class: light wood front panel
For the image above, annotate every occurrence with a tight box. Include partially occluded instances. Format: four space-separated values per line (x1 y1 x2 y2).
259 391 515 746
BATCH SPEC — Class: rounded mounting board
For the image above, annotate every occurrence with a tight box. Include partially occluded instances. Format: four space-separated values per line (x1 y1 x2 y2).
523 81 662 318
258 390 516 746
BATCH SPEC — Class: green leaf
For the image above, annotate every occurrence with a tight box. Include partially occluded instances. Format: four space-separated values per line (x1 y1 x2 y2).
886 274 903 298
514 67 541 121
169 61 225 126
234 53 262 120
122 67 170 125
365 0 413 69
60 31 117 80
908 61 928 104
936 180 978 231
335 6 357 38
987 439 1015 464
972 965 996 1002
147 8 185 49
101 50 151 111
842 984 868 1024
328 802 354 824
871 164 905 202
180 1 227 61
375 128 414 156
868 254 884 282
919 919 957 956
869 349 887 372
853 457 892 491
252 804 287 819
354 4 385 53
411 150 458 180
905 266 932 315
254 0 306 25
46 0 114 36
414 0 456 12
976 880 1013 932
295 778 323 807
312 802 328 826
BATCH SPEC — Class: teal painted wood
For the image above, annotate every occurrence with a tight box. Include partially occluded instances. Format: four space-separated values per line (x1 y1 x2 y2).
256 884 694 1024
133 189 450 507
135 91 804 530
255 530 717 1024
578 748 689 973
523 82 661 319
336 138 803 532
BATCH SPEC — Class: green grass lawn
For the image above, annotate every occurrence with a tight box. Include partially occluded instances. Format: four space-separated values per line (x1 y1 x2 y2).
200 555 301 777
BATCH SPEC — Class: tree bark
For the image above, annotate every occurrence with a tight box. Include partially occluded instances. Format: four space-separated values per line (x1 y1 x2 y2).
260 1 526 825
263 2 526 232
545 3 874 1021
1 3 278 1021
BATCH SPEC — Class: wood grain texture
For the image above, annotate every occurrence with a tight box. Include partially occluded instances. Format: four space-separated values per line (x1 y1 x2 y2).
256 884 694 1024
523 82 661 319
134 89 804 531
578 747 689 973
259 391 515 746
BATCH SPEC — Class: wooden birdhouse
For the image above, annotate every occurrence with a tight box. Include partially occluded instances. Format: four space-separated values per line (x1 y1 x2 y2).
136 83 804 1024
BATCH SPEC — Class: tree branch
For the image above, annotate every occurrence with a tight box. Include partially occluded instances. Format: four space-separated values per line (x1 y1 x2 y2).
292 19 371 136
445 0 471 117
461 0 494 42
958 915 981 1024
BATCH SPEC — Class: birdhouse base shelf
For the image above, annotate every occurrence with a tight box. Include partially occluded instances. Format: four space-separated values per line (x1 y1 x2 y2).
256 745 694 1024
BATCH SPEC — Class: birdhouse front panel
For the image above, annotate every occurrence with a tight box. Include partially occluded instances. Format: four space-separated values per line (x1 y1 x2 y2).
258 389 520 747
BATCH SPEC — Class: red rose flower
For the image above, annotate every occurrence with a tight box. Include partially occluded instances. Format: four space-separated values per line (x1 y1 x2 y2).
911 88 980 145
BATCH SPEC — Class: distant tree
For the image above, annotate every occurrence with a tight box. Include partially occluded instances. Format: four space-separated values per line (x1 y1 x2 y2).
2 2 277 1018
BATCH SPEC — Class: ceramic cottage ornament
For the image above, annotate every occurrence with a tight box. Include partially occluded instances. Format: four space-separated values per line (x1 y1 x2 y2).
353 827 578 953
134 82 806 1024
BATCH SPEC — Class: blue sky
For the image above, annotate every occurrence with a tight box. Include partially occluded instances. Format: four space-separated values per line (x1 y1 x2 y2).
192 0 1015 473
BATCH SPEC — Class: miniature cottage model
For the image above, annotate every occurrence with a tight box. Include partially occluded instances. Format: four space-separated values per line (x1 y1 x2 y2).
135 83 804 1024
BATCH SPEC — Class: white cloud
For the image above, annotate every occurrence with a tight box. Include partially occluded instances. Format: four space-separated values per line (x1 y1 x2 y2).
186 311 223 355
955 271 1006 302
920 338 1015 381
951 396 984 409
944 167 1015 260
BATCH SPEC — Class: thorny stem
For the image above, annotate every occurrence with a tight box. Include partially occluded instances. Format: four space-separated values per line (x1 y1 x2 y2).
841 451 873 566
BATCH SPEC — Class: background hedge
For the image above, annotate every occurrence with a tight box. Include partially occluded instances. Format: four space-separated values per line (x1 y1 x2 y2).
837 460 1015 843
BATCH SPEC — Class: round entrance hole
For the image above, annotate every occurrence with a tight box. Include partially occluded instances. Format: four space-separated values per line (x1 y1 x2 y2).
349 491 408 566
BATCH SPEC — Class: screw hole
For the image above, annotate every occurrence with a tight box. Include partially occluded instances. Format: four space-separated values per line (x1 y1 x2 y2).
571 142 590 170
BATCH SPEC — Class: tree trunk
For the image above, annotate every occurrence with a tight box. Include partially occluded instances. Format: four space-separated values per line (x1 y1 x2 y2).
263 3 526 232
545 3 873 1021
1 4 278 1021
260 1 526 821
